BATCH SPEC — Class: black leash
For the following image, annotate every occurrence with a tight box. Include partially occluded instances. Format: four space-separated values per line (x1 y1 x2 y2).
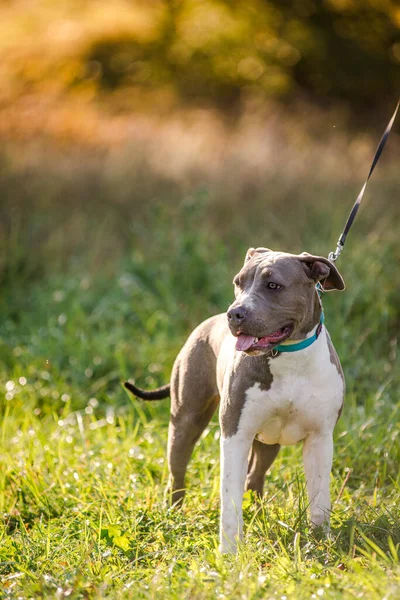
328 98 400 262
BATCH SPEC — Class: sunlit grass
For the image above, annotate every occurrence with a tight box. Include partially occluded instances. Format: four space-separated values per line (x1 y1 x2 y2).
1 380 399 597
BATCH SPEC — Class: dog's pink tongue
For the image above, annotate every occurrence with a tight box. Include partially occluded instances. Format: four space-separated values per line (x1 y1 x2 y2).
235 334 255 351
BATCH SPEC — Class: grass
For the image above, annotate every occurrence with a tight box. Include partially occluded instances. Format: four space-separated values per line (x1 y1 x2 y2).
1 145 400 597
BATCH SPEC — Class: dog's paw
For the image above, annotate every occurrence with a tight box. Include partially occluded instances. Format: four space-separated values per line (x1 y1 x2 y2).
219 533 239 555
310 520 331 540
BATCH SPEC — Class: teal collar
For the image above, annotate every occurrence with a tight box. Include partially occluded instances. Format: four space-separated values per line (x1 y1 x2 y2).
274 312 324 354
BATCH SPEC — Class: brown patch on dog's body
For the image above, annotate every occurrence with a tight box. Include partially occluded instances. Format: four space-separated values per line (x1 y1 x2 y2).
326 330 345 422
220 352 273 437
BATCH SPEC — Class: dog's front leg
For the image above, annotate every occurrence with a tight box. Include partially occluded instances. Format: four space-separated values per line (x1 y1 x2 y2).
302 432 333 529
220 433 253 553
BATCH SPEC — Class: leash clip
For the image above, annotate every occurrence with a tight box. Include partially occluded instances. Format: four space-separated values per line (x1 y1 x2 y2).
328 240 344 263
270 349 279 358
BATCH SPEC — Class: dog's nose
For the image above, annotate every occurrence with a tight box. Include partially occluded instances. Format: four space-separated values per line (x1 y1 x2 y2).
227 306 247 327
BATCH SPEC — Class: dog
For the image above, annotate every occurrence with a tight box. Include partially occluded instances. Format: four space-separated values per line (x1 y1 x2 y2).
124 247 345 553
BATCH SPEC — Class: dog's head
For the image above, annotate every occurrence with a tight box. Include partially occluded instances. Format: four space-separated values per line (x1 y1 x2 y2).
227 247 345 355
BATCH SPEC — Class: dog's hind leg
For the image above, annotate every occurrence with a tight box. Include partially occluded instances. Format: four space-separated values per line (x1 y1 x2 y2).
166 336 220 506
166 396 219 506
245 439 280 497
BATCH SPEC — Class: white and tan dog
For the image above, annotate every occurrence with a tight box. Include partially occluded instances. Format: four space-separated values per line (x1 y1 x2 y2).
125 247 345 553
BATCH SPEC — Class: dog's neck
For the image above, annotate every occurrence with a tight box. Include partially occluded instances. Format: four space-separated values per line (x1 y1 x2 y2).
291 289 322 341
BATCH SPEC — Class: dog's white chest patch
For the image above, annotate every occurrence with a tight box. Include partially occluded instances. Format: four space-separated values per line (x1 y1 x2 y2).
240 330 344 446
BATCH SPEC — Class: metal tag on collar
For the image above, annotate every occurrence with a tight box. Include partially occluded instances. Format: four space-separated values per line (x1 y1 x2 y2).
271 348 279 358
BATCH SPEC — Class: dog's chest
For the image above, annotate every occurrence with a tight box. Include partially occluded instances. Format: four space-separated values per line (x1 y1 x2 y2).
240 333 344 446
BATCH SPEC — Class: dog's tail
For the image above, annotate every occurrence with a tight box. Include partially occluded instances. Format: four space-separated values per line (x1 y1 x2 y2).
124 380 170 401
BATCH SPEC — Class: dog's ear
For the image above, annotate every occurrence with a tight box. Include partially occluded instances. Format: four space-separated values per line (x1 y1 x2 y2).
244 248 256 263
244 247 272 265
298 253 345 291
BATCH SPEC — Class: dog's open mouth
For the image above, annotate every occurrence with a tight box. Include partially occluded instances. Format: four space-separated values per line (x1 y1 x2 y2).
235 324 294 352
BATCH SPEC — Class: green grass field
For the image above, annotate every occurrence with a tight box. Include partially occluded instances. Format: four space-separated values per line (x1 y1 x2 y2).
1 165 400 598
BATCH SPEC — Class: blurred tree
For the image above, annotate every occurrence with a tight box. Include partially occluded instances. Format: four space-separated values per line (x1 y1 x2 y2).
0 0 399 125
80 0 400 113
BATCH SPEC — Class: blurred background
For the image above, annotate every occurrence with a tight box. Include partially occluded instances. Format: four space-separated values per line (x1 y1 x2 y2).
1 0 399 412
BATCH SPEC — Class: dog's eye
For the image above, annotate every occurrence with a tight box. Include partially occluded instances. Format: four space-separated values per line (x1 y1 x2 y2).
267 282 282 290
